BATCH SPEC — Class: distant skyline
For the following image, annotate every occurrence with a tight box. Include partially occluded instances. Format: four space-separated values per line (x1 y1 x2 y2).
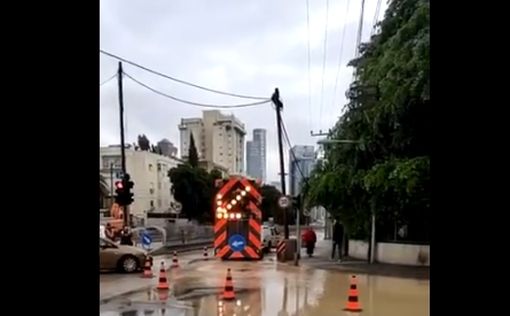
246 129 267 182
100 0 387 182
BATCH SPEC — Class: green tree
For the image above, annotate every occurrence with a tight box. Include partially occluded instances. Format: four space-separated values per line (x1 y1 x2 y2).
188 133 199 168
99 174 110 208
168 164 222 223
306 0 430 242
260 184 283 223
137 134 151 151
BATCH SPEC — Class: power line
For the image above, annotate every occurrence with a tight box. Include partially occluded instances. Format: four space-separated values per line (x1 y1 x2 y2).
371 0 383 36
355 0 367 59
281 117 310 191
331 0 352 109
318 0 331 128
100 50 268 100
100 73 117 86
123 72 271 109
305 0 312 131
352 0 367 82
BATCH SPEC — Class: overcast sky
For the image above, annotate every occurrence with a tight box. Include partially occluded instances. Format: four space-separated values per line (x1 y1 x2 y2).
100 0 387 183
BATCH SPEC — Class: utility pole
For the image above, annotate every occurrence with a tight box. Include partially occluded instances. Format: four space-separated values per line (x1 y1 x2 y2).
109 163 114 207
117 61 129 226
272 88 289 239
294 193 303 266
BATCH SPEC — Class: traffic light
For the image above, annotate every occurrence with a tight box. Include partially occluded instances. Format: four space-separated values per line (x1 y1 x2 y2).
122 174 134 205
114 174 135 206
114 181 124 205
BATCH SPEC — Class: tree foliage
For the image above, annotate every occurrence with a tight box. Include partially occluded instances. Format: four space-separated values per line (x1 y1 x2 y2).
168 164 223 223
137 134 151 151
304 0 430 242
260 184 284 223
99 174 109 198
188 133 199 168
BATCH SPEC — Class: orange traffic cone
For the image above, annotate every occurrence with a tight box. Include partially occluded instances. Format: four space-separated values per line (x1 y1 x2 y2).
203 246 209 260
343 275 362 312
156 261 170 290
171 251 179 268
222 268 235 301
158 290 168 301
142 257 153 278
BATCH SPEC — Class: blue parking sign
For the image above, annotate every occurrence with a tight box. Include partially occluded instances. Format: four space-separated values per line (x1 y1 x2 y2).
142 231 152 249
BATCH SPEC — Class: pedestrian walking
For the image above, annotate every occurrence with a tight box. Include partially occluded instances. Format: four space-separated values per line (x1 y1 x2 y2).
302 227 317 257
331 218 344 261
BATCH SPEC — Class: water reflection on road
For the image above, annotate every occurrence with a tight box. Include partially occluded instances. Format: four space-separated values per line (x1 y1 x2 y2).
100 259 429 316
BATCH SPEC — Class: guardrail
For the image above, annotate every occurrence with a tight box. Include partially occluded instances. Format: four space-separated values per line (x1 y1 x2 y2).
148 239 213 256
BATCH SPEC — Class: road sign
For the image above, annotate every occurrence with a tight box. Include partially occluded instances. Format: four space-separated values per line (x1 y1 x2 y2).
115 171 124 179
174 202 182 213
142 231 152 249
228 234 246 252
278 196 290 208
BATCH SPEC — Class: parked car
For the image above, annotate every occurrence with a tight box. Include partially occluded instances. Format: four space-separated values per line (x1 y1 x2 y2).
99 237 147 273
262 225 282 253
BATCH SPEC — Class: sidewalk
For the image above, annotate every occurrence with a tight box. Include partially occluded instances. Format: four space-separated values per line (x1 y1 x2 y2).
298 238 430 280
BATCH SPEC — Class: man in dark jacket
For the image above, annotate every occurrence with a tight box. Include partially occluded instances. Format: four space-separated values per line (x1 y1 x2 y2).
332 218 344 261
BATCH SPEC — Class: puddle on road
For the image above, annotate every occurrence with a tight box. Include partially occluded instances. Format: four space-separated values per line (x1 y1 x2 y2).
101 260 429 316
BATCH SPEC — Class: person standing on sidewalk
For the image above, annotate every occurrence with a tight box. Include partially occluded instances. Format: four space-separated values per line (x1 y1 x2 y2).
120 226 134 246
303 227 317 257
331 218 344 261
105 223 115 241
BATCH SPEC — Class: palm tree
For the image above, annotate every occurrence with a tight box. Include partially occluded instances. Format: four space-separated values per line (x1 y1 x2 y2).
99 174 110 207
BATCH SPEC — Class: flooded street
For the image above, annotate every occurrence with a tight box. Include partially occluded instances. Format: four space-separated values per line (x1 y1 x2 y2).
100 257 429 316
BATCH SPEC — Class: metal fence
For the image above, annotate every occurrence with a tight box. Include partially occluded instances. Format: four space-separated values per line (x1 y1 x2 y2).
132 223 214 245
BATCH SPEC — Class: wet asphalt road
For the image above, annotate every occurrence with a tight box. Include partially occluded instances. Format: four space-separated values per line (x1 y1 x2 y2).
100 249 429 316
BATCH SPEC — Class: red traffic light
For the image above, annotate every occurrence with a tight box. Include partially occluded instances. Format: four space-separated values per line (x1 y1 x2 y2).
115 181 123 189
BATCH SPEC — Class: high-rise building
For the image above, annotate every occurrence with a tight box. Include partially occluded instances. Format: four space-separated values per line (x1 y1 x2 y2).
289 145 316 196
246 128 266 182
179 110 246 174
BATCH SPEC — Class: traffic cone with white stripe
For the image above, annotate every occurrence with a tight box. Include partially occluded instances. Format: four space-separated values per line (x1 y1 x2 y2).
142 256 153 278
343 275 362 312
171 251 179 268
222 268 235 301
156 261 170 290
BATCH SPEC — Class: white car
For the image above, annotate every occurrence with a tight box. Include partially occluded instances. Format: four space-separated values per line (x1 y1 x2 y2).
100 225 106 239
262 225 282 253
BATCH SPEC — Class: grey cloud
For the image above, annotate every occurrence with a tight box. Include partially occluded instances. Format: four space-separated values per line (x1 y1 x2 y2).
100 0 388 182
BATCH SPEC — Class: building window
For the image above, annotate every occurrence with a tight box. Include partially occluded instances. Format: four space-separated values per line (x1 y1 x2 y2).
102 156 122 169
148 164 153 171
150 200 154 207
157 163 161 171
